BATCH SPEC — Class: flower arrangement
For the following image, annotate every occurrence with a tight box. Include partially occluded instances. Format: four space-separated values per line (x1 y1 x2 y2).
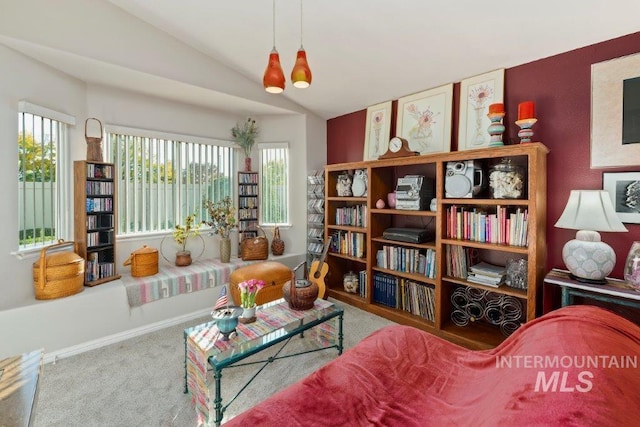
238 279 265 308
231 117 259 158
173 212 201 252
204 196 237 239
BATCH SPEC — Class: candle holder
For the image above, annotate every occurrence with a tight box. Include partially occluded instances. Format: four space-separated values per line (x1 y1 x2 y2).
487 112 506 147
515 118 537 143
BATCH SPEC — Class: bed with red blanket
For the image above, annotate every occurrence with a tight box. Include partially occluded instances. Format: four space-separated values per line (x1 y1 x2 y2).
224 305 640 426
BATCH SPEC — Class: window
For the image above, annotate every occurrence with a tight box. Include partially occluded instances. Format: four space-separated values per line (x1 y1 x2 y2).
105 126 235 235
17 102 73 251
259 143 289 226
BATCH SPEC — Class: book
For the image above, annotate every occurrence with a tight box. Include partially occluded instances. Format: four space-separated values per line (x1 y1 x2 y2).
469 261 506 278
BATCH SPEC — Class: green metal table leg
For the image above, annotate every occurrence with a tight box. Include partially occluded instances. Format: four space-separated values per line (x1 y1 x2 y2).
338 312 344 355
214 368 223 427
561 288 571 307
183 331 188 393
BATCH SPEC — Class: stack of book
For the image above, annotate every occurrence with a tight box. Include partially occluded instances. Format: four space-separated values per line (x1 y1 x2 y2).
467 261 505 287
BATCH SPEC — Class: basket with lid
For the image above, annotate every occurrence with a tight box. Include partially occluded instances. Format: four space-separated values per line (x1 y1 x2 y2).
123 245 158 277
32 240 85 300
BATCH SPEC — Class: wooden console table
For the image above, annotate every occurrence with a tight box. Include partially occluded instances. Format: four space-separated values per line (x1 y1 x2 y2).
0 350 43 426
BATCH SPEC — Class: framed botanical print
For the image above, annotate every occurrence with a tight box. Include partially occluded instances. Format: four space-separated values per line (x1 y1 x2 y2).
363 101 392 161
396 83 453 155
458 69 505 151
603 172 640 223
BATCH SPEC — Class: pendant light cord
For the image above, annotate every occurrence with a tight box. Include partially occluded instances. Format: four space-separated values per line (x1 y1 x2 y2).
300 0 304 48
272 0 276 50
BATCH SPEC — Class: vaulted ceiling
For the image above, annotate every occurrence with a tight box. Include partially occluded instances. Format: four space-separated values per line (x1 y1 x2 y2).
5 1 640 120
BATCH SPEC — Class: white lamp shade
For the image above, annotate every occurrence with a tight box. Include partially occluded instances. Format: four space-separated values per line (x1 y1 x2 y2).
554 190 627 232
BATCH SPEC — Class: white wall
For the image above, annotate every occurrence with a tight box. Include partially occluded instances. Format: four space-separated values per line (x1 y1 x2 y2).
0 45 87 307
0 0 327 358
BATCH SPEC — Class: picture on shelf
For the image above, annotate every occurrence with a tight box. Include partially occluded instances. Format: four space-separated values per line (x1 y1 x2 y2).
603 172 640 223
458 69 505 151
363 101 392 160
396 83 453 155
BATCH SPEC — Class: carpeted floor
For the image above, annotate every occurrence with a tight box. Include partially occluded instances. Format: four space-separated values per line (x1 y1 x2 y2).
34 299 395 426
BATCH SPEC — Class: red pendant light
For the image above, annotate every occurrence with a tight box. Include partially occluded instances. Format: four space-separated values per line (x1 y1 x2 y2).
263 0 285 93
291 0 312 88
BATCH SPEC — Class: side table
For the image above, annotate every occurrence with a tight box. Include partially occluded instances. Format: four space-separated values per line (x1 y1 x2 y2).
544 268 640 323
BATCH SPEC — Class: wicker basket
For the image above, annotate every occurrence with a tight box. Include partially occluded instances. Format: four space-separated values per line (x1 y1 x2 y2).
33 240 85 300
241 227 269 261
123 245 158 277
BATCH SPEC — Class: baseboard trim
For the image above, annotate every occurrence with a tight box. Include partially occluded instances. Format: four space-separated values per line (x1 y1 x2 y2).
43 308 212 364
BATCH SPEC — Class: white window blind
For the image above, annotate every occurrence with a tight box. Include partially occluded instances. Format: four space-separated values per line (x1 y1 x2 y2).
105 126 235 235
17 102 73 251
259 142 289 226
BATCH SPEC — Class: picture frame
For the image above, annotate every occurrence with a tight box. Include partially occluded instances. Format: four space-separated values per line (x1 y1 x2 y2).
363 101 392 161
603 172 640 223
396 83 453 155
458 69 505 151
591 52 640 168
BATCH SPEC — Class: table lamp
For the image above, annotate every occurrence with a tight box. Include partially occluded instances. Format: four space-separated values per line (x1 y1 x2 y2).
554 190 627 283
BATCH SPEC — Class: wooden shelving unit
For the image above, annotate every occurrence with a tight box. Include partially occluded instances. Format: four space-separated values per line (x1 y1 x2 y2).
238 171 259 247
324 143 548 349
73 161 120 286
307 170 325 265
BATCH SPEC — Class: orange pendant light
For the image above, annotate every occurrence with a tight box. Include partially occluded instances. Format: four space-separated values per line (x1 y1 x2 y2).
263 0 285 93
291 47 312 88
291 0 312 88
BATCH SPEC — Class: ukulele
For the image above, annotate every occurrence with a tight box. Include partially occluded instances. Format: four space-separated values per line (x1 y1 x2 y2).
308 240 331 299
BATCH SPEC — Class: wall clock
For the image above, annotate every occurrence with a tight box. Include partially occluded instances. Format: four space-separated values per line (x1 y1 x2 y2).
378 137 419 160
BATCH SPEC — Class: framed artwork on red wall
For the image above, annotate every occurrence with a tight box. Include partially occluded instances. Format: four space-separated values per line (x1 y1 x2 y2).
396 83 453 155
363 101 392 161
603 172 640 223
591 52 640 168
458 69 505 151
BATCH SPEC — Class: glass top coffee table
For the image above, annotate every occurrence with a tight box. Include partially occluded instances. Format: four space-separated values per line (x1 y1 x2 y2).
184 298 344 426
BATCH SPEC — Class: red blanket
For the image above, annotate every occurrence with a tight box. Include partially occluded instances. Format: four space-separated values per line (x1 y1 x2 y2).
225 306 640 426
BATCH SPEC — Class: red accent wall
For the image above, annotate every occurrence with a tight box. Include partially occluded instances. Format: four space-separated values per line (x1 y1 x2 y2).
327 32 640 279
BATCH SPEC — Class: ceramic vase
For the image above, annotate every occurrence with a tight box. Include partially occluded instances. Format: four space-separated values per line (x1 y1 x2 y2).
244 157 252 171
239 305 257 323
220 238 231 263
175 250 192 267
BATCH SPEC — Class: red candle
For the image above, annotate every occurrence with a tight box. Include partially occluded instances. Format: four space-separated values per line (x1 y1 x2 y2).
489 103 504 114
518 101 535 120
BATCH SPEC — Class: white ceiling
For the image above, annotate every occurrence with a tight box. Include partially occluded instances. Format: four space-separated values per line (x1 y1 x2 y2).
10 1 640 120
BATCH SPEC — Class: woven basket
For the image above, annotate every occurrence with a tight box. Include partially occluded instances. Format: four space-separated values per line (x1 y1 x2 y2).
33 240 85 300
240 226 269 261
123 245 158 277
85 117 104 162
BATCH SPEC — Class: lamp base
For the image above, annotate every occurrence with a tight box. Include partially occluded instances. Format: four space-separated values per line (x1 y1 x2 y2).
561 232 615 283
568 273 607 285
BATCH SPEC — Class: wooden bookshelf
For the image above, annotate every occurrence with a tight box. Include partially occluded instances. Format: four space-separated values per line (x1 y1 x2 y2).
238 171 259 248
74 161 121 286
324 143 548 349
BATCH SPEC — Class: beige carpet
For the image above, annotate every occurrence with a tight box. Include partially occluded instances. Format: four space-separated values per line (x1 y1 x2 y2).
34 299 395 426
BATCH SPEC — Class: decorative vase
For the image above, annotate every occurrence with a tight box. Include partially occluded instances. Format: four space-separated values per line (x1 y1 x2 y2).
220 238 231 263
175 250 192 267
624 241 640 290
239 305 257 323
244 157 252 172
271 226 285 255
387 192 397 208
211 306 242 340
